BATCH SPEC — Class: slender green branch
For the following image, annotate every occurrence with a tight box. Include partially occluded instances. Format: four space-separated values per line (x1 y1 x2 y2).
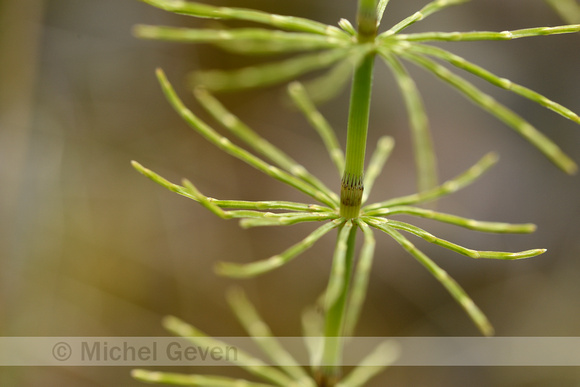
406 43 580 124
301 306 325 372
341 51 376 218
131 370 276 387
387 219 546 259
383 0 470 36
325 221 355 309
216 220 343 278
194 87 339 204
191 48 351 92
163 316 294 386
362 136 394 204
156 68 339 207
133 25 348 51
399 51 577 174
336 341 399 387
288 82 345 175
381 52 438 193
227 288 316 386
138 0 348 37
132 160 332 212
239 213 339 228
397 24 580 41
344 220 376 336
300 46 370 104
365 206 537 233
376 0 391 26
363 152 498 212
367 221 494 336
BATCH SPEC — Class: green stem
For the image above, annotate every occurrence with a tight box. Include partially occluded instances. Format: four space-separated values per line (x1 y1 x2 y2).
340 52 376 219
320 224 358 386
357 0 379 42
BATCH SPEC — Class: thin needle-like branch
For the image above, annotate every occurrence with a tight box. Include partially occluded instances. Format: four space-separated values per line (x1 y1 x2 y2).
163 316 294 386
398 24 580 41
363 152 498 212
344 220 376 336
287 82 345 176
376 0 391 26
299 46 369 104
362 136 394 204
227 288 316 386
325 221 354 310
133 25 348 51
139 0 348 37
365 206 537 233
367 221 494 336
336 341 399 387
239 212 339 228
194 87 338 204
191 49 351 92
407 43 580 124
216 220 343 278
382 0 470 36
131 370 276 387
400 51 577 174
386 219 546 259
132 160 332 213
381 52 438 193
156 68 339 207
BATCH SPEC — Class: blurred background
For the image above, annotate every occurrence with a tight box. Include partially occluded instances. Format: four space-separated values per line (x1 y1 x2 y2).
1 0 580 385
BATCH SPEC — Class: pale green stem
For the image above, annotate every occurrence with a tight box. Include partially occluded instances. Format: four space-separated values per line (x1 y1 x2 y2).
397 24 580 41
362 136 394 204
287 82 345 176
162 316 294 386
191 48 350 92
324 221 354 309
226 288 316 386
381 52 438 193
363 152 499 212
386 219 546 259
366 206 536 233
194 87 339 204
343 220 376 336
131 369 276 387
340 51 376 218
357 0 379 42
366 221 494 336
400 51 577 174
138 0 349 37
216 220 342 278
320 222 358 385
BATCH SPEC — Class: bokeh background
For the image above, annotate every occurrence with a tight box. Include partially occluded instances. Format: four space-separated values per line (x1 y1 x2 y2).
1 0 580 385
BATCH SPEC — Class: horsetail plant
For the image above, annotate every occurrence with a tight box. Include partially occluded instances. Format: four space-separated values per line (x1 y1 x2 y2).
132 0 579 385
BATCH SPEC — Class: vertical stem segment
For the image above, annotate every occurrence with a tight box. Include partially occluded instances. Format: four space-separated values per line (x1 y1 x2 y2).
320 223 358 385
340 52 375 219
357 0 379 42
